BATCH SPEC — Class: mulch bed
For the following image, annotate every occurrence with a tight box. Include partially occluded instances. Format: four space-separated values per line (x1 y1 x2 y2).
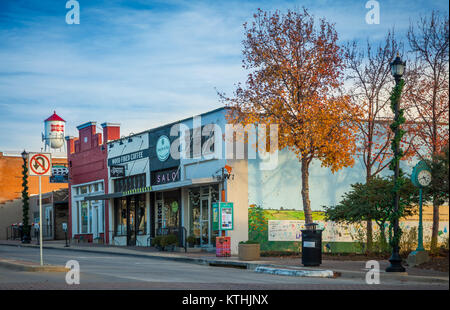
414 248 449 273
261 249 449 272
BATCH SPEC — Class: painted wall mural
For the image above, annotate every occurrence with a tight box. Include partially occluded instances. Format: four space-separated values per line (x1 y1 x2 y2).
267 219 449 243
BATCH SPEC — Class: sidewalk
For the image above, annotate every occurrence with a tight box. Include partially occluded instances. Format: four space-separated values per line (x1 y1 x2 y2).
1 240 448 283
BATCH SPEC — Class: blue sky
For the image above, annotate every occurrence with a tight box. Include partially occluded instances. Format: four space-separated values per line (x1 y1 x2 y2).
0 0 448 152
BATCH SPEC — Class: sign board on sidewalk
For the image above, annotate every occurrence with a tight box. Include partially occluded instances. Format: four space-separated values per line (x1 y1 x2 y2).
28 153 52 176
212 202 234 231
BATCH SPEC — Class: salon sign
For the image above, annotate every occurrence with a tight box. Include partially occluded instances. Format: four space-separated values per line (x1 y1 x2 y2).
151 167 180 186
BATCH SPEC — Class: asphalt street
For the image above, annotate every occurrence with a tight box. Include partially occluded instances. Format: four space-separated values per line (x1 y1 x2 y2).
0 245 447 290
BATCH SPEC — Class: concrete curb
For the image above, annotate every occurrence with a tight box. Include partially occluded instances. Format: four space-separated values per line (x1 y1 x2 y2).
0 260 69 272
254 266 335 278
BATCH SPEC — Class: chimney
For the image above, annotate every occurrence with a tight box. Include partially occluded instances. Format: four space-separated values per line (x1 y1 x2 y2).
76 121 97 151
101 122 121 144
65 136 76 154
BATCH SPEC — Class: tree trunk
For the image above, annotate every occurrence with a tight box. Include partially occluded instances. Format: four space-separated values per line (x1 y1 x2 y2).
378 222 388 253
430 197 440 254
366 170 373 253
366 221 373 254
301 157 313 224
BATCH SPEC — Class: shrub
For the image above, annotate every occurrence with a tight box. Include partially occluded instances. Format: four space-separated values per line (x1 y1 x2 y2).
166 234 178 246
187 235 197 246
349 225 366 254
400 226 418 255
239 240 260 245
152 236 162 247
373 229 390 254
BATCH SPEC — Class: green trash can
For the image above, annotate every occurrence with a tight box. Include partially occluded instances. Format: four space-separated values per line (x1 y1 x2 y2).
301 223 322 266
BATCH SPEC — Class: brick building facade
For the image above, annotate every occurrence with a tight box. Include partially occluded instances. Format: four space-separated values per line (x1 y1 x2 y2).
66 122 120 243
0 152 68 204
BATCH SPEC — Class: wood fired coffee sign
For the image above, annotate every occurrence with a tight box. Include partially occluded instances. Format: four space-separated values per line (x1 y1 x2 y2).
151 167 180 186
108 149 150 166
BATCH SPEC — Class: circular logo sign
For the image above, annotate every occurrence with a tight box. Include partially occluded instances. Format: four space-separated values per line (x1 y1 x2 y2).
156 135 171 162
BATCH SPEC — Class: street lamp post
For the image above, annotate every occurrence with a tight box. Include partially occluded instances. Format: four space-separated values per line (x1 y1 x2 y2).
386 54 406 273
21 150 31 244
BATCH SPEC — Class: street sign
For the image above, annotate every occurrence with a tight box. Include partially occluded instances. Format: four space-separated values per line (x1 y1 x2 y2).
27 152 52 267
28 153 52 176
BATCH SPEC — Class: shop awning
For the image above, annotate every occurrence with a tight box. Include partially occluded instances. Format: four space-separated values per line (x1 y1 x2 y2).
83 178 218 200
151 177 219 192
83 192 123 201
83 186 153 201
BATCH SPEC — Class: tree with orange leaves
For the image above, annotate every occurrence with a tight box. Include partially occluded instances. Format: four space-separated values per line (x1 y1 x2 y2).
219 8 361 224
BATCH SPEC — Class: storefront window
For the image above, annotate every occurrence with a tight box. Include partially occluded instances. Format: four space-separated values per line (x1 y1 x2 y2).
89 205 92 233
115 198 127 236
80 202 88 233
210 184 219 203
188 185 219 245
114 174 146 193
73 182 104 236
154 190 180 235
76 201 80 234
137 198 147 235
189 188 201 237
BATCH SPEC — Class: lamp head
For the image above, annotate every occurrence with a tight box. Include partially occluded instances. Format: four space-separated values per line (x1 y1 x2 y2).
390 53 406 81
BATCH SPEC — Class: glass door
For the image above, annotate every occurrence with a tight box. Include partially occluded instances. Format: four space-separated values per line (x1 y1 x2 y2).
92 205 98 239
155 199 164 235
127 196 136 246
200 198 210 247
45 207 53 239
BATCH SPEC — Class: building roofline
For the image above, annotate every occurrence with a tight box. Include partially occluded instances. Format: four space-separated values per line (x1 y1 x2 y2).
101 122 121 128
107 106 228 144
77 121 97 130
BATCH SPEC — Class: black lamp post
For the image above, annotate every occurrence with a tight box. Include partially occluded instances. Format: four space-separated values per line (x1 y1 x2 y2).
21 150 31 244
386 53 406 272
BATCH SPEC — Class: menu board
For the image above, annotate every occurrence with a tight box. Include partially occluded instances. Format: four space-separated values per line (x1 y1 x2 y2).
210 202 234 231
221 207 233 230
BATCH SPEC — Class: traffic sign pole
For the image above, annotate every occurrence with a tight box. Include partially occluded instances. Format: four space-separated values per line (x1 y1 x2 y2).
27 153 51 267
39 175 43 266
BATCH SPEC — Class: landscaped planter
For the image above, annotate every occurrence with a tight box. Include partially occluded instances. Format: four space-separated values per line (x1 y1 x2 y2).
238 243 260 261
